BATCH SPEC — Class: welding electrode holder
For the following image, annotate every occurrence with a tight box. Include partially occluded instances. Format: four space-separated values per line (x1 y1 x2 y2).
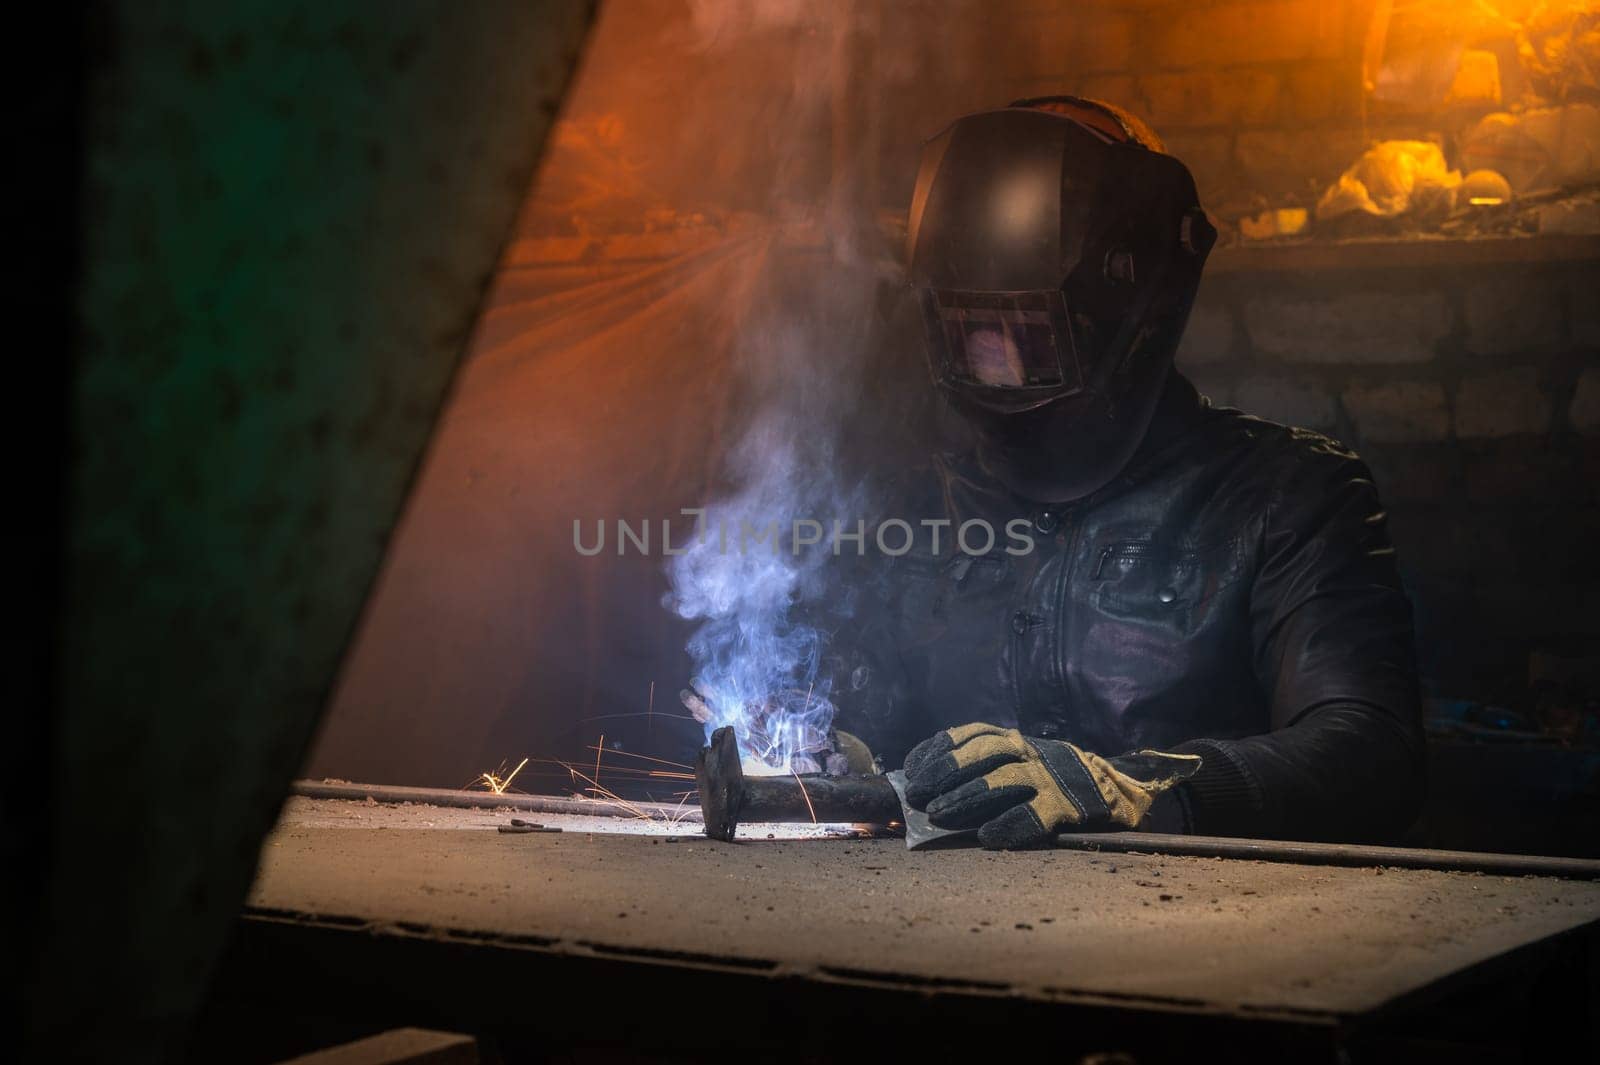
695 726 903 841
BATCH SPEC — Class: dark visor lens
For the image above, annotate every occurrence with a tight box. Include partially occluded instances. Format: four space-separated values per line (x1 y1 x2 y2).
927 290 1078 392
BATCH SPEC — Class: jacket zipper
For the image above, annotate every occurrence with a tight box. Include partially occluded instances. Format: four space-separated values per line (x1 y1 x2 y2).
1052 513 1083 705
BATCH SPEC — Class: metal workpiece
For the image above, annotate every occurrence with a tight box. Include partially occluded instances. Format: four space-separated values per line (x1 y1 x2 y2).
696 726 903 840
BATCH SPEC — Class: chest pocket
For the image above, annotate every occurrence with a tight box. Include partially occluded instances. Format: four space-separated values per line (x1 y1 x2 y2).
894 546 1017 640
1090 537 1246 631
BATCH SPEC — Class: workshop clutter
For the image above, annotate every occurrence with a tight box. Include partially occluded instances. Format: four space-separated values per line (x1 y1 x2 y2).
1253 1 1600 241
1315 139 1463 223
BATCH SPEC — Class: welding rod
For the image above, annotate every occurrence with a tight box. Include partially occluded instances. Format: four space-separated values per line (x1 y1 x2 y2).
290 779 701 822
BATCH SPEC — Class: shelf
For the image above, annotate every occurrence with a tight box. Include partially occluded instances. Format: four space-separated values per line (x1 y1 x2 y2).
1207 232 1600 275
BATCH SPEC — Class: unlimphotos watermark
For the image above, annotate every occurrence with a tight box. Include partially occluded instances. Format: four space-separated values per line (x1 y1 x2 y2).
573 509 1038 557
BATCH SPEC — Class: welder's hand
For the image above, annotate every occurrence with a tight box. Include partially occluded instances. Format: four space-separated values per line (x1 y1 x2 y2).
902 723 1201 849
833 730 877 776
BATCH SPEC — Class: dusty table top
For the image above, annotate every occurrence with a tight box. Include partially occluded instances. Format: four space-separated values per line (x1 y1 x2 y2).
250 796 1600 1022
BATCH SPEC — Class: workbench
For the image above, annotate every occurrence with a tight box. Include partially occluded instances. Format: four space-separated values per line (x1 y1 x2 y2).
211 795 1600 1062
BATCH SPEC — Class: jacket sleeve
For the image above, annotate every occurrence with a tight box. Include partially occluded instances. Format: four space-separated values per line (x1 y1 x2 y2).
1171 436 1426 842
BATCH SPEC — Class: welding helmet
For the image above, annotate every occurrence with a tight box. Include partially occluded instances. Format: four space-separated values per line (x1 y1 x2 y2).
907 100 1216 500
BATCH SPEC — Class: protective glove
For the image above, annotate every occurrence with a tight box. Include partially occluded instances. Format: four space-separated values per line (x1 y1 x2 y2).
902 722 1202 849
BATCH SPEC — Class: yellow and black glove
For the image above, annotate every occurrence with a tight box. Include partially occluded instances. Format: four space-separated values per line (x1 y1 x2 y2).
903 723 1202 849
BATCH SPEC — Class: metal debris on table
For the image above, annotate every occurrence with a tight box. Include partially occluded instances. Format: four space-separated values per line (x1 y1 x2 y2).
498 819 562 834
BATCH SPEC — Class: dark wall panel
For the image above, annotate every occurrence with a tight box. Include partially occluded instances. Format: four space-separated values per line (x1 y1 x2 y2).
24 4 595 1061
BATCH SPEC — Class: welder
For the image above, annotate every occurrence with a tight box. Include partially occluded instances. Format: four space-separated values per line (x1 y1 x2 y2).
830 97 1425 848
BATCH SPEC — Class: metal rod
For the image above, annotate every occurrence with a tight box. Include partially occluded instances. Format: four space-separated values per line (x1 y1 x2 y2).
1054 831 1600 880
294 776 1600 880
290 780 701 822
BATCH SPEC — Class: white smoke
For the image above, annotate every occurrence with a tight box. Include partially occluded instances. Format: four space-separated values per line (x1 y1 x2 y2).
661 1 911 775
663 281 877 774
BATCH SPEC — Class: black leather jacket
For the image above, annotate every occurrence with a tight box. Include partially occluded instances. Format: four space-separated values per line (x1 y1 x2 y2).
827 373 1425 843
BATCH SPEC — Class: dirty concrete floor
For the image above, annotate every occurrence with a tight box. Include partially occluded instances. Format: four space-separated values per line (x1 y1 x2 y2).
253 797 1600 1020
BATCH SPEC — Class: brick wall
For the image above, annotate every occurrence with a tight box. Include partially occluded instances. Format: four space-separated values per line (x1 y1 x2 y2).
1179 244 1600 700
880 0 1385 217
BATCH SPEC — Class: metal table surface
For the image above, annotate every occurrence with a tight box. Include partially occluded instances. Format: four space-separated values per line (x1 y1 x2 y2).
227 796 1600 1060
